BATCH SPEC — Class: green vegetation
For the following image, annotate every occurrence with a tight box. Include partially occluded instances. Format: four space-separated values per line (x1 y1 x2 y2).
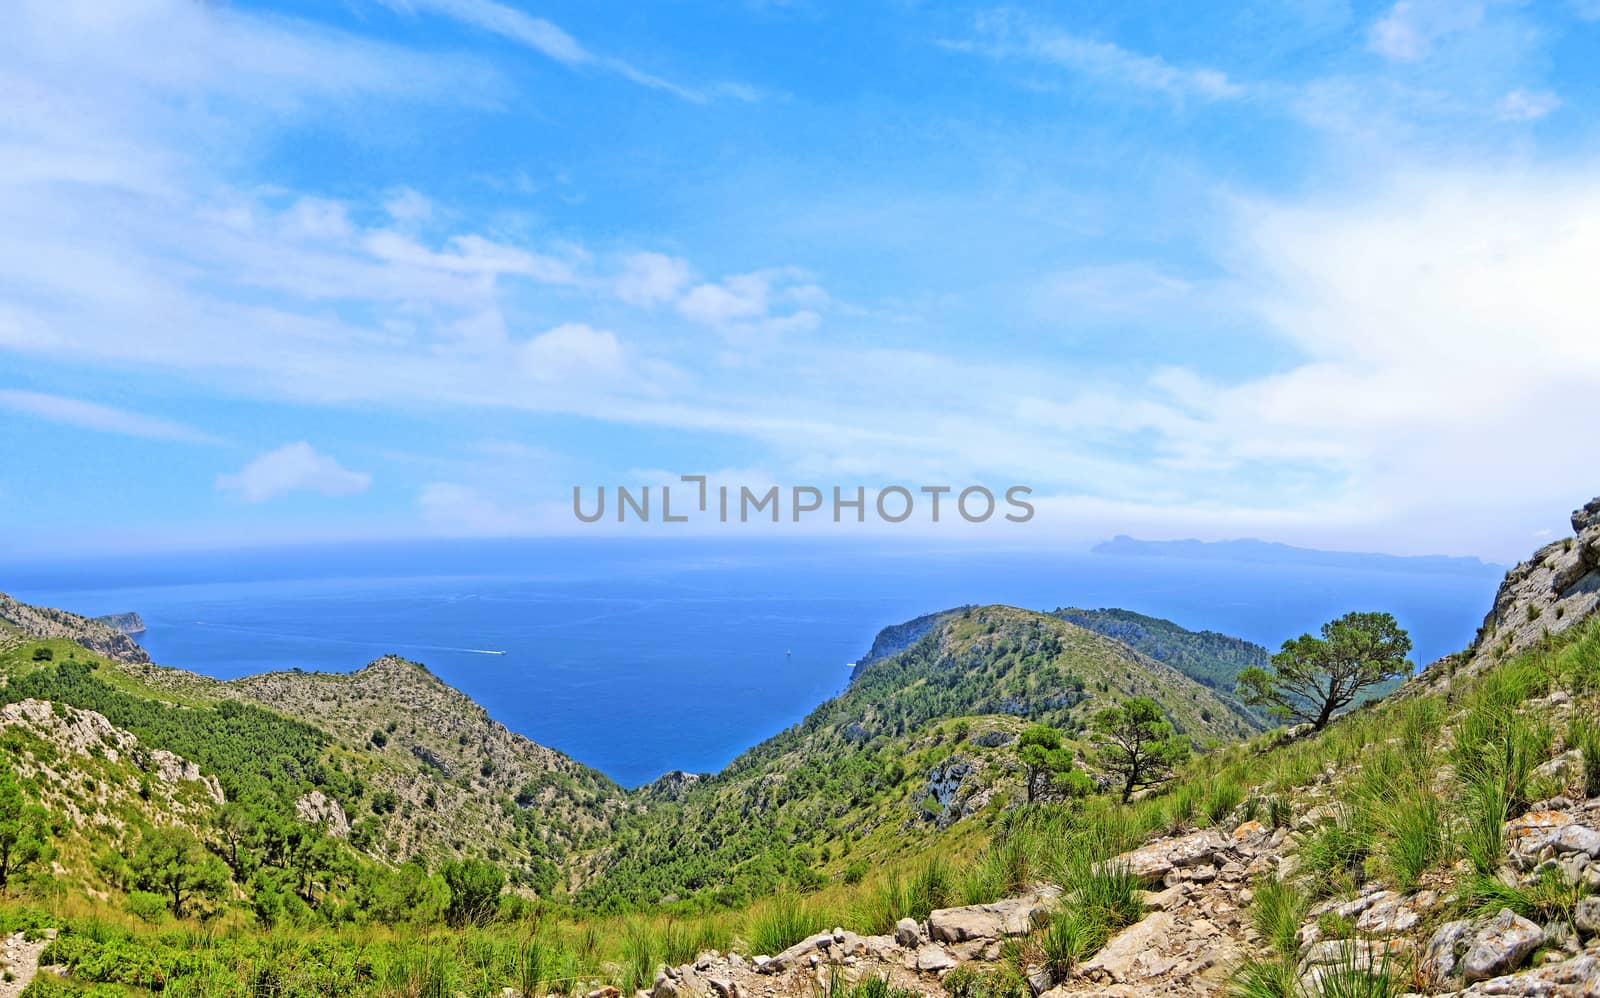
0 770 50 893
1238 612 1412 730
2 658 345 806
1089 697 1191 802
1016 725 1090 803
6 584 1600 998
1052 606 1269 699
577 606 1253 910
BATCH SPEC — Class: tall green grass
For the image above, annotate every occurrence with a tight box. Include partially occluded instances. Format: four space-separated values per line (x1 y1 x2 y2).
1250 878 1306 958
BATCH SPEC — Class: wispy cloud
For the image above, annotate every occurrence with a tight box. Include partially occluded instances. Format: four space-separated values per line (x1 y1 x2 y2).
947 11 1245 102
377 0 757 103
1496 88 1561 121
0 389 221 445
1367 0 1485 62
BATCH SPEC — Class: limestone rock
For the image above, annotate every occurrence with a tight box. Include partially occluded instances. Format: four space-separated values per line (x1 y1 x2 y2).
913 944 955 973
1113 830 1228 885
1574 897 1600 937
1423 919 1476 982
1462 909 1544 984
927 890 1056 942
893 918 921 947
294 790 351 839
1081 912 1176 984
1456 952 1600 996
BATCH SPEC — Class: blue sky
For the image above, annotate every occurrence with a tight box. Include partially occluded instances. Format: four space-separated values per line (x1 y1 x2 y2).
3 0 1599 561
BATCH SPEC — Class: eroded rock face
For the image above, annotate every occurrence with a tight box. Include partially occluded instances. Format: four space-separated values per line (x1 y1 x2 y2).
295 789 351 839
1461 909 1545 984
921 756 979 827
0 592 151 664
1445 498 1600 679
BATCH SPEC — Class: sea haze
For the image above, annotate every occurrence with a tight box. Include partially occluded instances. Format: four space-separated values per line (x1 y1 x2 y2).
2 538 1505 788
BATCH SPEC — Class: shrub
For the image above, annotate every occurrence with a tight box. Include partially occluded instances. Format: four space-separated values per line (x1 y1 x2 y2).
1226 955 1298 998
441 858 505 927
1299 808 1372 894
124 891 167 924
1460 866 1585 924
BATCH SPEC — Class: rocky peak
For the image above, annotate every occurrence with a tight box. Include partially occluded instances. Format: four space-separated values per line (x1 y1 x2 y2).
1442 495 1600 679
0 592 150 664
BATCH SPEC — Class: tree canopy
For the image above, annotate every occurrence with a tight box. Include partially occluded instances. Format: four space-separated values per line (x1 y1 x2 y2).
1237 611 1412 731
1016 724 1091 803
0 770 50 893
1090 698 1190 803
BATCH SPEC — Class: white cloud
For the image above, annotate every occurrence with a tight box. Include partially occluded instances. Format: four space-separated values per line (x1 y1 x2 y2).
1367 0 1485 62
0 389 220 444
615 252 694 306
522 323 626 383
1496 89 1561 121
217 443 372 502
383 188 433 225
676 269 824 337
951 12 1245 101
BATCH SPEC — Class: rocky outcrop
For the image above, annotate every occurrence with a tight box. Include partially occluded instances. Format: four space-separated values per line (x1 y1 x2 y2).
1440 497 1600 679
294 790 351 839
92 612 146 636
920 756 985 827
0 592 149 664
1460 909 1544 984
1114 828 1233 884
0 698 223 822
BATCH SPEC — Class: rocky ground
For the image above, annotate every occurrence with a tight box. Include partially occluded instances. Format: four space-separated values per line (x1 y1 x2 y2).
624 790 1600 998
0 930 49 998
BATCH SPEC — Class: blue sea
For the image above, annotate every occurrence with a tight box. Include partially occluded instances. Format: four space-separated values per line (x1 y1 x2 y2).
0 538 1504 787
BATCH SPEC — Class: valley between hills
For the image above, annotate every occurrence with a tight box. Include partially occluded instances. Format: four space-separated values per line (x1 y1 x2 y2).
3 501 1600 997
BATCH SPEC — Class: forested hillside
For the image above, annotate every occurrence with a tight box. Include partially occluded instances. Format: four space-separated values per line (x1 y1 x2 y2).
576 606 1259 909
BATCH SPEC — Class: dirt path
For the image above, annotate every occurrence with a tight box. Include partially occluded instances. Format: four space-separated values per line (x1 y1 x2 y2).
0 930 48 998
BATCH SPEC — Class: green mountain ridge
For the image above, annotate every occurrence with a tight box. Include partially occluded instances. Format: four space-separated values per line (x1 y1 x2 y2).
1 593 1261 912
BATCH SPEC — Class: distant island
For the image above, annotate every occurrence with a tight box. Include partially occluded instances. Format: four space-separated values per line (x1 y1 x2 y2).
1093 535 1505 577
91 611 146 635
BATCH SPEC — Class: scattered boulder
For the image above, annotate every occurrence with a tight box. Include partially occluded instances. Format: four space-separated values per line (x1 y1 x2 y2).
1575 897 1600 937
894 917 921 947
1114 829 1228 885
913 944 956 973
1461 909 1544 984
927 890 1056 942
1424 919 1477 982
